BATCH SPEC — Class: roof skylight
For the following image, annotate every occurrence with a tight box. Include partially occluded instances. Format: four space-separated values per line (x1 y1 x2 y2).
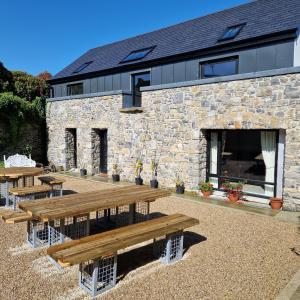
219 24 245 41
120 46 155 63
73 61 93 74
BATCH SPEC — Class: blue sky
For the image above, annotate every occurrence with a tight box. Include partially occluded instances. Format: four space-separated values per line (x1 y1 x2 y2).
0 0 250 76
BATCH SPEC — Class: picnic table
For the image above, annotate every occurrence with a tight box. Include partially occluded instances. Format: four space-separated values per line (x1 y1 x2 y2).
0 167 43 207
17 185 171 248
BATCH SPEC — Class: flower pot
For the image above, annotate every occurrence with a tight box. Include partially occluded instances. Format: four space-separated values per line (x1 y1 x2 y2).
112 174 120 182
201 190 212 198
135 177 143 185
150 179 159 189
228 193 239 202
269 197 283 210
80 169 87 176
176 185 185 194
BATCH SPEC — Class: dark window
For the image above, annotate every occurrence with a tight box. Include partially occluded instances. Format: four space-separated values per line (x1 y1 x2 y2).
120 47 155 63
67 83 84 96
219 24 245 41
201 58 238 79
72 61 93 74
132 72 150 107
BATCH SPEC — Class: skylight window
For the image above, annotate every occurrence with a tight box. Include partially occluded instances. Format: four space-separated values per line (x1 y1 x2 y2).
219 24 245 41
120 47 155 63
72 61 93 74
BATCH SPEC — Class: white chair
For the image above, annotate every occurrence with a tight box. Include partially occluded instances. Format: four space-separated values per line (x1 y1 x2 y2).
4 154 36 168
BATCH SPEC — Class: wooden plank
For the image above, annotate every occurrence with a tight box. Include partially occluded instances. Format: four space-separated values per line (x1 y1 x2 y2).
0 167 43 179
19 186 171 221
9 185 51 196
38 176 66 185
48 214 199 267
0 210 32 224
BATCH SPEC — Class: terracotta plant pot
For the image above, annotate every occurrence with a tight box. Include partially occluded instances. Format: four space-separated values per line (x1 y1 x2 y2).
201 190 212 198
228 193 240 202
269 197 283 210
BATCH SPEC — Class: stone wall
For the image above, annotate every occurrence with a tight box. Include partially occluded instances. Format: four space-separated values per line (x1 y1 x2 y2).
47 71 300 211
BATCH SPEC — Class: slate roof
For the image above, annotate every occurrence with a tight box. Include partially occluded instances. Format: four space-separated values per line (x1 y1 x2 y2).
51 0 300 81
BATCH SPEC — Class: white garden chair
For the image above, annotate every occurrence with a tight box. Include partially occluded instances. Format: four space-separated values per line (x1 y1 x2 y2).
3 154 36 168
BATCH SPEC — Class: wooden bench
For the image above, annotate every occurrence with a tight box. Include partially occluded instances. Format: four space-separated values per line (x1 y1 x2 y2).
0 210 32 224
47 213 199 297
9 185 52 210
38 176 65 197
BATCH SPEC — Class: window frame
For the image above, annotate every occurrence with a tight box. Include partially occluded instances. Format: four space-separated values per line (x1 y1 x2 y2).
120 46 156 64
72 61 93 74
218 24 245 42
206 129 279 199
200 57 239 79
67 82 84 96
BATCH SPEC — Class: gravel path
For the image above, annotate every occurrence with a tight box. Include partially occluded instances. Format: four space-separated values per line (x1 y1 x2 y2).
0 175 299 300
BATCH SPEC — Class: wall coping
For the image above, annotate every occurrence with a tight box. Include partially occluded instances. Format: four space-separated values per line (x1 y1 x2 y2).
47 90 132 102
141 66 300 92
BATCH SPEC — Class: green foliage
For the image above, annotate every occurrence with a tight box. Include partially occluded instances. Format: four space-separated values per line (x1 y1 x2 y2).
0 63 51 157
0 62 13 93
0 161 4 168
0 92 44 145
22 144 33 156
12 71 49 101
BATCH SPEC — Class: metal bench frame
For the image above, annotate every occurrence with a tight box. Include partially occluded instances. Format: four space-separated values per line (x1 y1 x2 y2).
78 230 184 297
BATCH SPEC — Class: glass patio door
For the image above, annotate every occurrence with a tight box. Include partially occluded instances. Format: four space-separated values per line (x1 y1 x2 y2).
207 130 278 199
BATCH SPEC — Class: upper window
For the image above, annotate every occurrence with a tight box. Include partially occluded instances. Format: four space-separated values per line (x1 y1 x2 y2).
201 58 238 79
219 24 245 41
72 61 93 74
120 47 155 63
67 83 83 96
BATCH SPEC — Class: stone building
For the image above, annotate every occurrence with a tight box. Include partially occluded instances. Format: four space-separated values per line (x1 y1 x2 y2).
47 0 300 210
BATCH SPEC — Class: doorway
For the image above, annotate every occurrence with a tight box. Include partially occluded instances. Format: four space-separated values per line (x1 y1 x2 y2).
206 130 279 201
91 129 108 174
65 128 77 170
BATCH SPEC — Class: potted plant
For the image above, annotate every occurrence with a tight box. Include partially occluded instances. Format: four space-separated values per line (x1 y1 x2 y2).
134 159 143 185
112 163 121 182
150 159 159 188
222 181 244 202
269 197 283 209
199 182 214 198
175 176 185 194
79 162 87 176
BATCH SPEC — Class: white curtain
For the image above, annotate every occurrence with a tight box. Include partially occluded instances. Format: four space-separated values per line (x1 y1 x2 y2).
261 131 276 196
210 132 218 188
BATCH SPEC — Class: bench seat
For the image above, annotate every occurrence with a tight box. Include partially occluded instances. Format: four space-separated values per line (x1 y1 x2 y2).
9 185 52 210
38 176 65 197
9 185 52 196
47 213 199 296
0 210 32 224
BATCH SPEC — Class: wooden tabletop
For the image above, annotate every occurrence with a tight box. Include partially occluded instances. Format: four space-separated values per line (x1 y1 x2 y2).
47 213 199 267
18 185 171 222
9 185 51 196
0 167 44 179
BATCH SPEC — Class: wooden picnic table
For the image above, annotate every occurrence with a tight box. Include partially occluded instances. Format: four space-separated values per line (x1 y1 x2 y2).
0 167 43 179
0 167 44 207
17 185 171 248
19 185 170 222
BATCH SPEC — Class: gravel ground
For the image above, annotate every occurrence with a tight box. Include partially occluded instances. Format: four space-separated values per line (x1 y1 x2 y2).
0 175 299 300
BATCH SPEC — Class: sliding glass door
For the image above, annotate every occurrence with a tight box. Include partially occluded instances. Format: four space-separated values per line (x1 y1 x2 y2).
207 130 278 198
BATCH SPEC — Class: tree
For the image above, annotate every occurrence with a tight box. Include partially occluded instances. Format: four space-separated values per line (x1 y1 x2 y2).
0 62 13 93
37 71 52 81
12 71 50 101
